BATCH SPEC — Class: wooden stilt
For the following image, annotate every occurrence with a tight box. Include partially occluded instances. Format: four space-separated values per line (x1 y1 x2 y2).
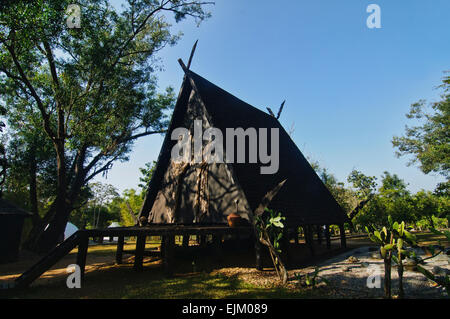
255 237 263 271
200 235 207 247
282 228 290 263
304 226 315 256
161 236 166 257
182 235 189 248
317 225 323 245
164 235 175 277
116 235 124 264
133 235 146 271
76 234 89 280
212 235 222 260
294 226 299 245
339 224 347 248
325 225 331 249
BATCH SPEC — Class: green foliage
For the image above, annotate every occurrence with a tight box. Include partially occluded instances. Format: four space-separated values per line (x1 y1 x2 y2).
392 72 450 178
109 188 143 226
294 267 329 288
354 172 415 228
138 160 156 196
347 169 377 199
365 216 418 298
0 0 212 249
255 208 285 253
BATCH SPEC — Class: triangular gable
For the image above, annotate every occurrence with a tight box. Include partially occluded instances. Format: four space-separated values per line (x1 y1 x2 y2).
139 70 348 226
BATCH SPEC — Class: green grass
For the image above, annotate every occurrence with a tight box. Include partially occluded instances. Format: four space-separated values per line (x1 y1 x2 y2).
8 266 326 299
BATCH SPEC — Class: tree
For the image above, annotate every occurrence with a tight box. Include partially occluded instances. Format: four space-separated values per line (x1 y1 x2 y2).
138 160 156 195
0 105 7 197
0 0 212 252
347 169 377 200
353 172 414 228
412 190 440 229
392 72 450 178
109 188 144 226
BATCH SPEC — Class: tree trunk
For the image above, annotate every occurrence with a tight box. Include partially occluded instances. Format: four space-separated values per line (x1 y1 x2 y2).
398 260 404 299
28 145 39 221
29 139 69 253
428 216 435 229
384 256 392 299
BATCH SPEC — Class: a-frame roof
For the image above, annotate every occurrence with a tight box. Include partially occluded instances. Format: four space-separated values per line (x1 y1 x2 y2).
139 69 348 226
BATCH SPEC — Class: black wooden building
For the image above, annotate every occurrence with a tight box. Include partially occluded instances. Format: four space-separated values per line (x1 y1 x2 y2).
0 198 32 263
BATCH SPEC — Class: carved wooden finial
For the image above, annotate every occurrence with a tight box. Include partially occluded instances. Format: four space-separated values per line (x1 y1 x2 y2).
187 39 198 70
267 100 286 120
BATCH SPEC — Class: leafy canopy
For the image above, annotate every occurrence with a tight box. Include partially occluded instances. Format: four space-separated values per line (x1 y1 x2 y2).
392 73 450 178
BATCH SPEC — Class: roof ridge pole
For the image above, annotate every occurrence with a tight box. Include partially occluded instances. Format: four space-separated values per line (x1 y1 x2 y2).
267 100 286 120
178 58 208 111
187 40 199 70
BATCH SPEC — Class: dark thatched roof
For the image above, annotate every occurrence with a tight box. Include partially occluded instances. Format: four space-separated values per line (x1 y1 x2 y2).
139 70 348 226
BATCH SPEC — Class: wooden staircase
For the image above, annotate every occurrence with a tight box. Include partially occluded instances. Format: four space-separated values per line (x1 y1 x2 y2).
14 232 83 289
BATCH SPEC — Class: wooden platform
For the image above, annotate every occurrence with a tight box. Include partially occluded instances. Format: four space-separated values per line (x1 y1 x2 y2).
14 224 253 289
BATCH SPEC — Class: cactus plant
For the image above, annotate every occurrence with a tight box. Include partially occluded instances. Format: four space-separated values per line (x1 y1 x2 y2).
365 217 417 298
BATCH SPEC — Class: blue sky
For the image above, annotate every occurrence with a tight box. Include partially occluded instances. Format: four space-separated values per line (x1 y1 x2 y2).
98 0 449 194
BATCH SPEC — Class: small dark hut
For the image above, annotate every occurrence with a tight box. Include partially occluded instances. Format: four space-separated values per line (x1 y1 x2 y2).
0 198 32 263
138 63 349 247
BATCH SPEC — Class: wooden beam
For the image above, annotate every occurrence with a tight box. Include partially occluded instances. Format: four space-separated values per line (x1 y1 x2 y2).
212 234 222 261
276 100 285 119
182 235 189 248
255 237 263 271
164 235 175 277
339 224 347 248
200 234 207 247
133 235 146 271
115 235 124 264
294 226 299 245
282 228 290 263
76 234 89 280
304 226 315 256
317 225 323 245
187 39 198 70
325 225 331 249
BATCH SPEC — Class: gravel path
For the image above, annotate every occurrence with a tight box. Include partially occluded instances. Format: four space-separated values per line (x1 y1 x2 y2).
215 246 449 298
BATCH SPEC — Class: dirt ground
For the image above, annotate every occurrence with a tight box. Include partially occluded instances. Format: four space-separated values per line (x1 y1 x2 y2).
0 235 371 287
1 233 448 299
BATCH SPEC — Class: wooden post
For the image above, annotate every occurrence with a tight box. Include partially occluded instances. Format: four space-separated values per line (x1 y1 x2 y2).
76 234 89 280
164 235 175 277
339 224 347 248
303 226 315 256
212 234 222 261
325 225 331 249
116 235 124 264
200 235 207 247
182 235 189 248
134 235 146 271
282 228 290 263
161 235 166 257
317 225 323 245
294 226 299 245
255 237 263 271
